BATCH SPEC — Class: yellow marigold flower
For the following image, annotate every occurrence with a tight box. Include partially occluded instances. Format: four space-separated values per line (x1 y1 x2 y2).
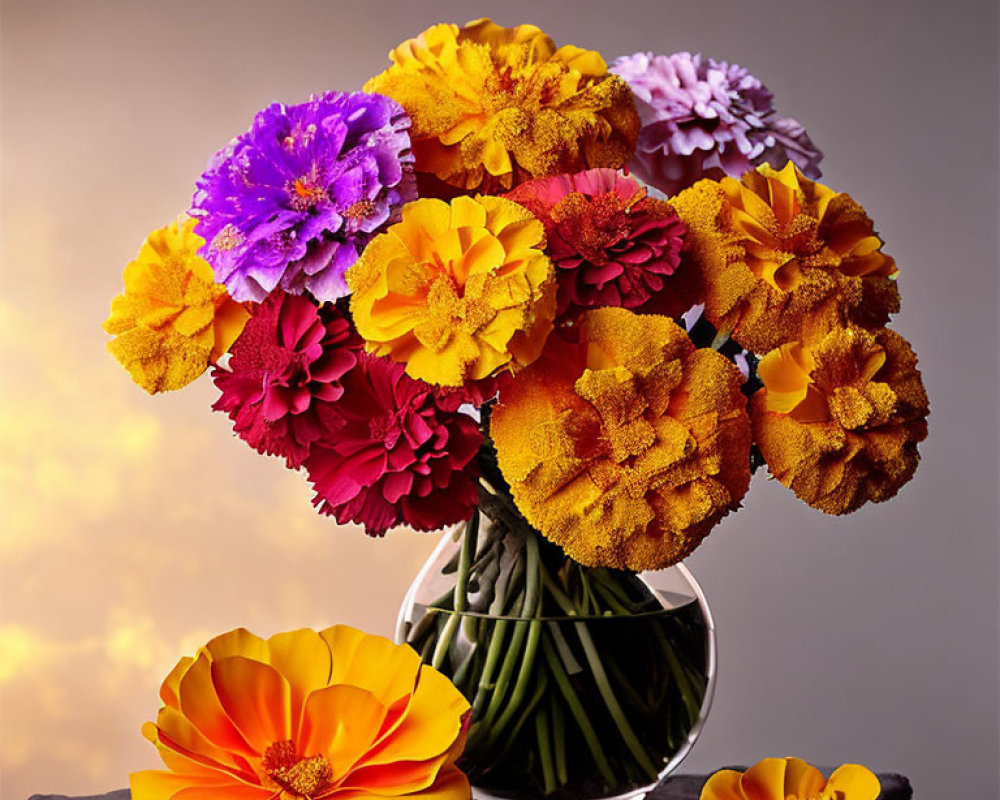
348 195 556 387
131 625 471 800
670 162 900 353
701 757 881 800
103 216 249 394
364 18 639 193
751 326 929 515
491 307 751 570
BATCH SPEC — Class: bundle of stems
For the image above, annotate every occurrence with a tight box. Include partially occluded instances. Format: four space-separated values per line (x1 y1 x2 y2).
402 480 709 799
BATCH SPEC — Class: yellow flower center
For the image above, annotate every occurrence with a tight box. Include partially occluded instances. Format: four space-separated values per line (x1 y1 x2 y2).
263 740 333 798
344 199 375 221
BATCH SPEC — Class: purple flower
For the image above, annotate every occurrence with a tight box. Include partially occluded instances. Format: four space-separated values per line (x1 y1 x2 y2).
191 92 416 302
611 52 822 195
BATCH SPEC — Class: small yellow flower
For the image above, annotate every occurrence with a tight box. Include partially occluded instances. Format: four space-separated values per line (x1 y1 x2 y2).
671 162 900 353
751 326 929 515
131 625 471 800
491 307 752 570
347 195 556 387
701 757 880 800
103 216 249 393
365 18 639 193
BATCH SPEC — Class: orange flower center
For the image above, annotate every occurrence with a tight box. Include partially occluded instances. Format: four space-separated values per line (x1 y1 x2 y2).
263 740 333 798
289 177 328 211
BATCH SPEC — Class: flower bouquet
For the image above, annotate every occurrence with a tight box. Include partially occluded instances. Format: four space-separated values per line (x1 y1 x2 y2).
105 18 927 800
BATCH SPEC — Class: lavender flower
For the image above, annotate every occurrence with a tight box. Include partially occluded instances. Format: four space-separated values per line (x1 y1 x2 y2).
611 52 822 195
191 92 415 302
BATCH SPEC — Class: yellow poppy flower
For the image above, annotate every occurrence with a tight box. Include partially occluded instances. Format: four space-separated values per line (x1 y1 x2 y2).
491 307 752 570
131 625 471 800
670 162 900 353
347 195 555 387
751 326 929 515
701 757 880 800
365 18 639 193
103 216 249 393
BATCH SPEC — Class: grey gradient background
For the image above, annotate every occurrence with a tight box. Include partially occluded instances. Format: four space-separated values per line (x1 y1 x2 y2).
1 1 998 798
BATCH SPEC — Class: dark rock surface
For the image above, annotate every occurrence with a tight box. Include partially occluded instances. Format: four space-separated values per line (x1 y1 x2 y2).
652 770 912 799
29 773 913 800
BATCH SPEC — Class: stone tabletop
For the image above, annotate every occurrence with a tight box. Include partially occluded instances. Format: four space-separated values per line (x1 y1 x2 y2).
28 772 913 800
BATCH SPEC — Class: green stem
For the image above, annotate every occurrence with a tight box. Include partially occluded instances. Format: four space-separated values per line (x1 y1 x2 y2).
573 619 660 780
535 706 556 796
470 618 510 718
551 692 568 787
654 624 701 727
541 635 618 790
480 532 542 733
432 511 478 671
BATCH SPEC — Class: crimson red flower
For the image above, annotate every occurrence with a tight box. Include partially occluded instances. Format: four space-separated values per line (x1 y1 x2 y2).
212 292 359 467
506 168 686 317
305 354 482 535
434 372 513 413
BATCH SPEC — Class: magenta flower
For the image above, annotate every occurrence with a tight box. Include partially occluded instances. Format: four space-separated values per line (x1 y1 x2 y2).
212 292 359 468
305 354 482 536
506 169 687 317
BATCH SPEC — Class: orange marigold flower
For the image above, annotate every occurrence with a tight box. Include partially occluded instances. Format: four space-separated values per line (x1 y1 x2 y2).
751 326 929 515
103 216 249 393
701 757 881 800
347 195 556 387
364 18 639 194
491 307 751 570
131 625 471 800
670 162 900 353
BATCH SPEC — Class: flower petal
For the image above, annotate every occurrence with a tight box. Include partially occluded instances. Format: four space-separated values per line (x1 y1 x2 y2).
267 629 334 737
211 656 292 753
359 666 469 766
298 684 386 777
823 764 881 800
699 769 745 800
177 655 258 758
739 757 788 800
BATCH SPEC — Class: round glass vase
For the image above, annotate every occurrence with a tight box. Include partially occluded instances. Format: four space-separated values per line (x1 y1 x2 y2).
396 511 716 800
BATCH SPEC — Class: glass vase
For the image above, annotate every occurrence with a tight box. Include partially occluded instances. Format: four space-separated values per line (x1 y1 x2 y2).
396 508 716 800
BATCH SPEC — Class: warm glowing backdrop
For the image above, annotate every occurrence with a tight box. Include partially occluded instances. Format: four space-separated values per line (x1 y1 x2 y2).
1 1 997 798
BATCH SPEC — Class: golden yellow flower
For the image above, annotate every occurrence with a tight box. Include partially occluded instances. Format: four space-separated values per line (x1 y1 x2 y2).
491 307 752 570
670 162 900 353
131 625 471 800
365 18 639 193
701 757 881 800
103 216 249 393
751 326 929 515
347 195 556 387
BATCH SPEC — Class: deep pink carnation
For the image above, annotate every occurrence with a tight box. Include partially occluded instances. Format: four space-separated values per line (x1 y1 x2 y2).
506 169 687 317
212 292 359 467
305 354 482 536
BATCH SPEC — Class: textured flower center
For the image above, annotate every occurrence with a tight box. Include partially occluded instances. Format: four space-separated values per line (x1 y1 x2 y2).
551 192 632 264
289 177 328 211
212 224 245 252
344 199 375 220
263 740 333 798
